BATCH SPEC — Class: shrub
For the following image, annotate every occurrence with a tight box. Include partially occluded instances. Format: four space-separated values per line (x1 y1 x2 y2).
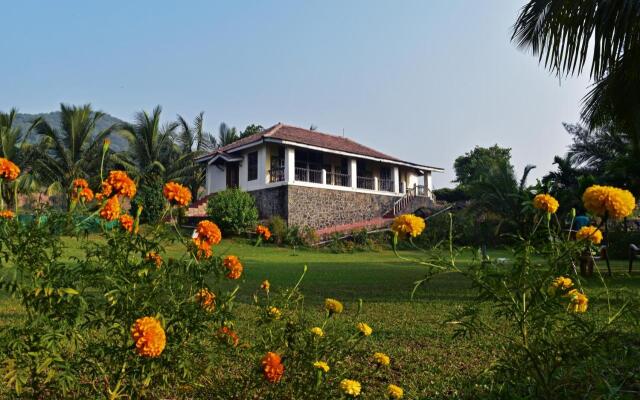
131 179 165 224
206 189 258 235
268 215 288 245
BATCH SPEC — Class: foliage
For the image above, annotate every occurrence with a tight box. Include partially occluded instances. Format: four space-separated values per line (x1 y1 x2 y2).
131 179 166 224
206 189 259 235
432 187 468 203
606 230 640 259
453 145 513 187
240 124 264 138
176 112 214 198
268 215 288 245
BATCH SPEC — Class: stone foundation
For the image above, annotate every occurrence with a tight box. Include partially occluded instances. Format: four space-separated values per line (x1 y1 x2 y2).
249 185 402 231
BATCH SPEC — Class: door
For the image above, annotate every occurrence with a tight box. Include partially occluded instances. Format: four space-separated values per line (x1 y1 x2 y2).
226 164 239 189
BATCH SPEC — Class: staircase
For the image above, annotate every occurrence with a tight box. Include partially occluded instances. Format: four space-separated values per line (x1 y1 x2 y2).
186 195 210 217
385 185 435 218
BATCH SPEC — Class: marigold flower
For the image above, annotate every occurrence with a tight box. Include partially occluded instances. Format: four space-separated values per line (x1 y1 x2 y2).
0 210 15 219
340 379 361 397
267 306 282 320
575 225 603 245
373 352 390 366
547 276 573 297
223 255 243 279
195 288 216 313
387 384 404 399
194 220 222 246
533 193 559 214
261 280 270 292
356 322 373 336
145 251 163 268
217 326 240 347
391 214 425 238
130 317 166 358
0 158 20 181
261 352 284 383
256 224 272 240
313 361 330 373
163 182 192 207
119 214 137 233
72 178 89 189
310 327 324 337
104 170 136 199
324 298 343 315
583 185 636 219
99 196 121 221
76 187 94 202
568 290 588 313
99 181 113 198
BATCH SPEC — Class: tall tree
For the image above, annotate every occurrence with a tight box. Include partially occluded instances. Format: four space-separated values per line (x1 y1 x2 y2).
35 104 116 205
217 123 239 147
512 0 640 161
453 145 513 187
240 124 264 139
176 112 212 198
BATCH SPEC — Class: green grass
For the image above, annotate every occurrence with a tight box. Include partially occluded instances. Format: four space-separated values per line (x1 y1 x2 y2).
1 237 639 398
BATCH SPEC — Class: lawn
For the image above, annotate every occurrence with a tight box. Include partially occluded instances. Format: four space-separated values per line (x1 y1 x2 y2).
1 237 638 398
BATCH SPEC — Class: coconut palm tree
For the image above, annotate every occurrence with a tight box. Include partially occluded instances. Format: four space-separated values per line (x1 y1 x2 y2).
34 104 116 206
217 122 239 147
512 0 640 159
176 111 213 198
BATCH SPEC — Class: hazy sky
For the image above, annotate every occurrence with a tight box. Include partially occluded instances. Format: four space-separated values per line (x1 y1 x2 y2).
0 0 592 187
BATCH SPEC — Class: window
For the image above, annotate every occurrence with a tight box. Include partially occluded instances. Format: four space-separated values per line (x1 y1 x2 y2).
247 151 258 181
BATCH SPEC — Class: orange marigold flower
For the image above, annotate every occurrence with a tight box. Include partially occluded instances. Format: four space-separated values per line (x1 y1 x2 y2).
583 185 636 219
195 288 216 313
78 187 94 202
223 255 243 279
119 214 137 233
567 290 589 313
0 210 15 219
100 181 113 198
99 196 121 221
391 214 426 238
575 225 603 245
145 251 163 268
163 182 192 207
217 326 240 347
0 158 20 181
195 220 222 246
547 276 573 297
261 352 284 383
533 193 559 214
72 178 89 189
130 316 166 358
256 224 271 240
105 170 136 199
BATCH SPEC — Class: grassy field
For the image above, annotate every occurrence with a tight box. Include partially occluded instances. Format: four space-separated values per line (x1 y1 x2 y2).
1 237 638 398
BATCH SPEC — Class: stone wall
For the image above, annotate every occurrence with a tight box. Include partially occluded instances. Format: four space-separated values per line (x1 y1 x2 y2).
286 186 399 230
249 186 288 220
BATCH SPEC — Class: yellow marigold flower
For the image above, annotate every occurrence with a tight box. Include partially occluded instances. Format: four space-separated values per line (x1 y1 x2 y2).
583 185 636 219
533 193 559 214
261 280 270 292
313 361 330 373
310 327 324 337
340 379 361 397
0 210 15 219
163 182 192 207
324 298 343 315
387 384 404 399
0 158 20 181
145 251 163 268
130 317 166 358
373 352 391 366
119 214 137 233
195 288 216 313
391 214 426 238
105 170 137 199
356 322 373 336
72 178 89 189
267 306 282 320
547 276 573 297
568 290 588 313
256 224 272 240
99 196 121 221
261 352 284 383
575 225 603 245
223 255 243 279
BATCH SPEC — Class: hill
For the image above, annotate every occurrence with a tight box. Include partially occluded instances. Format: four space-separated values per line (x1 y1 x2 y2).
13 111 129 152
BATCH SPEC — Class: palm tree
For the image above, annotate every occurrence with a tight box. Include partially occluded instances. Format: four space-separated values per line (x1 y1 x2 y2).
35 104 116 206
176 112 212 198
217 123 239 147
512 0 640 161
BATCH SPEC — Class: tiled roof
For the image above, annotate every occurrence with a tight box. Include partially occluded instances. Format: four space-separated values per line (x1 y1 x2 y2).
198 123 441 170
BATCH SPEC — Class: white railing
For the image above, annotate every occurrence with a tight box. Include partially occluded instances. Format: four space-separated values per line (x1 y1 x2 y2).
327 172 350 187
379 178 394 192
392 185 435 216
268 167 285 183
295 167 323 183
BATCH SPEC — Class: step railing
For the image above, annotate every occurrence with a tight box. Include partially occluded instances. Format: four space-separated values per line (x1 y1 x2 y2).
392 189 416 216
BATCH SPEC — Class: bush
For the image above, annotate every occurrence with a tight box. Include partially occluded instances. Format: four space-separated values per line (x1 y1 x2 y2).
206 189 258 235
268 215 288 245
267 216 319 247
131 179 165 224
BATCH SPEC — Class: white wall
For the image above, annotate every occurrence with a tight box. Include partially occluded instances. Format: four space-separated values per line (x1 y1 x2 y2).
240 146 267 191
207 163 227 194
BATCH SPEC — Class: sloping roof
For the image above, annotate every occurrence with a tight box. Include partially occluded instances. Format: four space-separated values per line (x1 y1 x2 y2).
197 123 442 171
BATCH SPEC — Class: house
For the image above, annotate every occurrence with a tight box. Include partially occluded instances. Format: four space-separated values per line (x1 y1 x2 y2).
193 123 443 234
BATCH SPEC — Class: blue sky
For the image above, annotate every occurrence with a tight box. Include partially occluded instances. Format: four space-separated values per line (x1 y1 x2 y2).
0 0 591 187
